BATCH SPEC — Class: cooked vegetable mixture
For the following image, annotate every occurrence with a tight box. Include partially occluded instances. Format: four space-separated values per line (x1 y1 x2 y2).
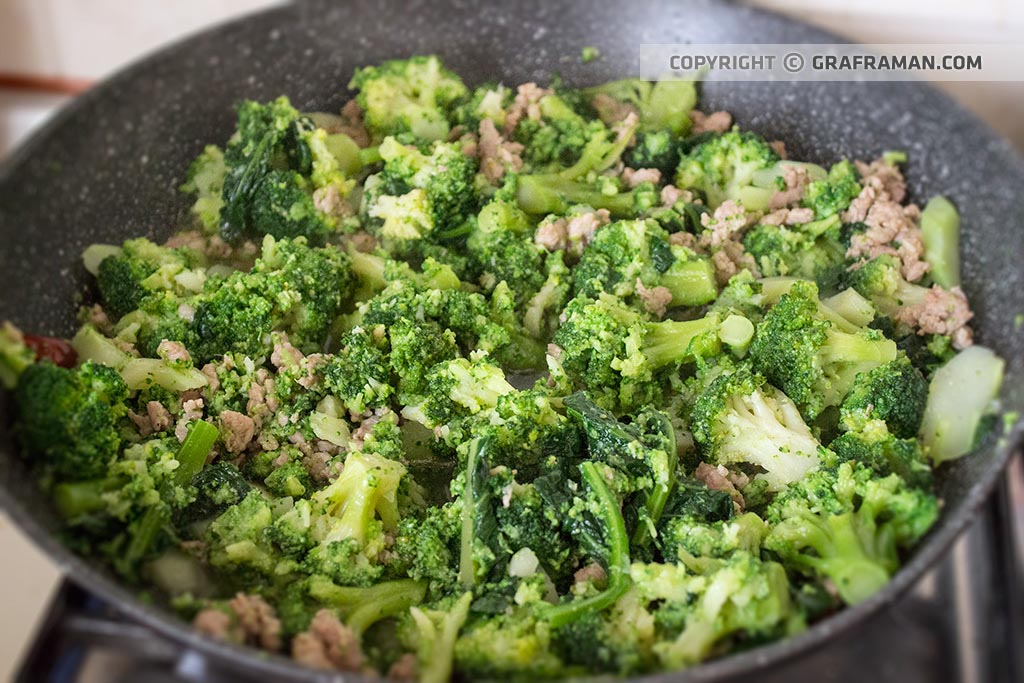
1 55 1010 681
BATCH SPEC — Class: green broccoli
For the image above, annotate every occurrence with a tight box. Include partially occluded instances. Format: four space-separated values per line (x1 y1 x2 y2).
830 420 932 489
675 129 780 210
802 160 862 219
690 364 826 491
764 462 938 605
349 55 468 143
180 145 227 231
742 219 848 294
652 552 795 669
96 238 204 319
15 361 129 480
573 218 718 308
585 78 697 135
0 322 35 389
552 292 722 411
838 357 928 437
750 280 897 420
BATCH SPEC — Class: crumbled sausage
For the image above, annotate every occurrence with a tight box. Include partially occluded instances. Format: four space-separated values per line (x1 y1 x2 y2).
699 200 752 248
193 608 234 641
635 279 672 318
339 99 371 148
292 609 365 672
229 593 282 651
574 562 608 586
847 198 929 282
893 285 974 349
660 185 693 208
221 410 255 454
711 241 760 286
157 339 191 364
503 83 552 134
694 462 745 510
313 185 354 220
593 93 640 126
271 337 304 369
565 209 612 255
769 165 809 210
478 118 524 183
621 167 662 188
690 110 733 134
534 218 568 252
387 653 418 681
769 140 788 159
146 401 173 433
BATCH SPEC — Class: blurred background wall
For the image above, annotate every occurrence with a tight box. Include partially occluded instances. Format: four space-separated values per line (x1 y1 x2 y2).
0 0 1020 678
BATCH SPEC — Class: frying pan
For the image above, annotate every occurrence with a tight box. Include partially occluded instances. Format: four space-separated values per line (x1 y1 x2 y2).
1 0 1021 680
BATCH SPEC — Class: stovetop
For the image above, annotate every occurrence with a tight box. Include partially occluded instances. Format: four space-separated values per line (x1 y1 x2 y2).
15 455 1024 683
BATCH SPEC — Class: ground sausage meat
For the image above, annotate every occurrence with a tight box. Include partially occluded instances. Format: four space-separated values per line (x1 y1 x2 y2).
694 462 745 510
229 593 282 651
635 279 672 318
621 167 662 188
592 93 640 126
503 82 552 135
690 109 733 134
769 165 809 210
220 410 255 453
893 285 975 349
338 99 371 148
146 401 173 433
291 609 365 672
387 653 419 681
574 562 608 586
478 118 525 183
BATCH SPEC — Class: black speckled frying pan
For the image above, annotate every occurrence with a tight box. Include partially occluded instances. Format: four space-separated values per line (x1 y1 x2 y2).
0 1 1021 680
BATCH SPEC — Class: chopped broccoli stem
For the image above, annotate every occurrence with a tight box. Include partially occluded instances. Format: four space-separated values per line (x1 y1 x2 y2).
919 195 961 288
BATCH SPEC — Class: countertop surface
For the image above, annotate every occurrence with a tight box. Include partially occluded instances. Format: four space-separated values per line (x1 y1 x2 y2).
0 0 1021 680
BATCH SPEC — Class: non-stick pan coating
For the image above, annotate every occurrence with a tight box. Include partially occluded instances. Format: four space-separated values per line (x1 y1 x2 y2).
0 1 1021 680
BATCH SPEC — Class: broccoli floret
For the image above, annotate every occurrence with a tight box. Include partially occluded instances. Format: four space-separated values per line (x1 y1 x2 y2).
675 129 780 209
407 355 514 428
309 449 407 560
349 55 468 143
585 78 697 135
190 236 353 361
387 318 459 400
218 97 346 244
409 591 474 683
180 144 227 231
624 130 680 176
690 365 826 491
454 83 512 130
573 219 717 308
263 461 311 498
764 462 938 605
652 552 794 669
180 461 250 523
512 94 593 170
552 292 721 411
0 322 34 389
455 610 565 680
839 357 928 437
189 274 274 362
802 160 862 220
742 220 848 294
367 137 478 246
15 361 129 480
466 199 551 307
96 238 204 319
846 254 933 322
750 280 897 420
830 420 932 489
206 489 278 578
322 325 394 415
660 511 767 570
393 505 460 595
514 113 643 215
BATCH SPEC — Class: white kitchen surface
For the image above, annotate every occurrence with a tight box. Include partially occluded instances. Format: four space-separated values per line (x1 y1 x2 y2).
0 1 1021 680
